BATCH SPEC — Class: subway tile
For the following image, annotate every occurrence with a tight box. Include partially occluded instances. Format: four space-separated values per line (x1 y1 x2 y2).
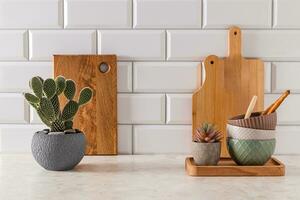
264 62 271 93
65 0 131 28
0 62 52 92
133 0 201 28
133 62 199 92
118 62 132 92
0 0 62 28
166 94 192 124
274 0 300 28
168 30 300 61
133 125 191 154
265 94 300 125
29 30 96 61
0 94 29 123
167 30 227 61
0 30 28 60
275 126 300 154
118 94 165 124
243 30 300 61
0 125 46 152
272 62 300 93
118 125 132 154
203 0 271 28
98 30 165 61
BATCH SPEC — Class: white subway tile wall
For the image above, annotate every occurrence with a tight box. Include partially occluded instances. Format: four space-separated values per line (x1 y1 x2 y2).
118 125 133 154
133 125 191 154
65 0 132 28
98 30 165 60
0 94 29 123
0 0 299 154
0 30 28 60
133 62 200 92
272 62 300 93
118 94 165 124
29 30 97 60
117 62 133 92
203 0 272 29
0 0 63 29
133 0 202 28
166 94 192 124
273 0 300 29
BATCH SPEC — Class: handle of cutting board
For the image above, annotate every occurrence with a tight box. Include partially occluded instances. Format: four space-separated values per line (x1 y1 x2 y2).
228 26 241 58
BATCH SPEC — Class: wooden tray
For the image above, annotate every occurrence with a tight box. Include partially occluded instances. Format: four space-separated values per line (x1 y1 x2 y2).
185 157 285 176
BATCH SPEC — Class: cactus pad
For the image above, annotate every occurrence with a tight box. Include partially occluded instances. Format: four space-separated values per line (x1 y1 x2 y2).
55 76 66 95
31 77 43 99
62 100 79 121
43 79 57 99
51 95 60 118
24 93 40 104
64 80 76 100
78 87 93 106
40 97 55 122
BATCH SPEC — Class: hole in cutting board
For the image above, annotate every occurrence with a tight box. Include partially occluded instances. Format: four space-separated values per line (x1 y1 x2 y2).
210 61 214 64
234 31 237 35
99 62 110 73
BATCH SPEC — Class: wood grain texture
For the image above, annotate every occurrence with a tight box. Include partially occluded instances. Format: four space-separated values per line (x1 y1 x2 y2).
192 27 264 157
54 55 117 155
185 157 285 176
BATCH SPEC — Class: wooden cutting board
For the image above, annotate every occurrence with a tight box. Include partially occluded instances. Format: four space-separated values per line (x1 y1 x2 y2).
192 27 264 157
54 55 117 155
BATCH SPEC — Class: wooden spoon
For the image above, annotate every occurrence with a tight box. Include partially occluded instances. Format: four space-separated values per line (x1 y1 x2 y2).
244 96 257 119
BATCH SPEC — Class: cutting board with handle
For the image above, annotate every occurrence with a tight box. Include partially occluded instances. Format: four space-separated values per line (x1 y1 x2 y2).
192 27 264 157
54 55 117 155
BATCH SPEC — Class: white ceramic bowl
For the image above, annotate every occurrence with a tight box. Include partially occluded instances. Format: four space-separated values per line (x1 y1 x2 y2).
227 124 276 140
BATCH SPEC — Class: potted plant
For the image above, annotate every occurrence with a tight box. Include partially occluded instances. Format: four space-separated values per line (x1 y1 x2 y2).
24 76 93 171
192 123 222 165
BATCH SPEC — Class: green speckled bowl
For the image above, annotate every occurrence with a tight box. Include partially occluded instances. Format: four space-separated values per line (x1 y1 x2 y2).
227 138 276 166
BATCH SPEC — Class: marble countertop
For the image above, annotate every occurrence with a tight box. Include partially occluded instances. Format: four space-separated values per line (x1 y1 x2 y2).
0 154 299 200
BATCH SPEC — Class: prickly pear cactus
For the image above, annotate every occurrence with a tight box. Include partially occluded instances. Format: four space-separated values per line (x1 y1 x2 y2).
24 76 93 132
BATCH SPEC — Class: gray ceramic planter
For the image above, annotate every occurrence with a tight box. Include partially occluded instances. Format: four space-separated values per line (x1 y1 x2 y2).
31 130 86 171
192 142 221 166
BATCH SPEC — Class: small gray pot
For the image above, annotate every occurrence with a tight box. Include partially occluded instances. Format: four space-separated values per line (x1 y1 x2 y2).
192 142 221 166
31 130 86 171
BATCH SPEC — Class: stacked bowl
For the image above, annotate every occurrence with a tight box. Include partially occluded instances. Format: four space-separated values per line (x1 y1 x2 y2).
227 112 277 165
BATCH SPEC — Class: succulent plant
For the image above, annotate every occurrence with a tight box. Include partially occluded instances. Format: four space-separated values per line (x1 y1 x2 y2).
193 123 223 143
24 76 93 133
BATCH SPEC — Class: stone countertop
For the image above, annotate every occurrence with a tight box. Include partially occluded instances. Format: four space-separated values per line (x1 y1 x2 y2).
0 154 299 200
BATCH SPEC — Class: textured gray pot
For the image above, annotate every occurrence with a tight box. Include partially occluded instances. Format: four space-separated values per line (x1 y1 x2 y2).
192 142 221 166
31 130 86 171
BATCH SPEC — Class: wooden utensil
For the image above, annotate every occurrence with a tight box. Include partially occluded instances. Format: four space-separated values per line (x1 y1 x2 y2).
261 90 290 115
54 55 117 155
244 96 257 119
192 27 264 157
